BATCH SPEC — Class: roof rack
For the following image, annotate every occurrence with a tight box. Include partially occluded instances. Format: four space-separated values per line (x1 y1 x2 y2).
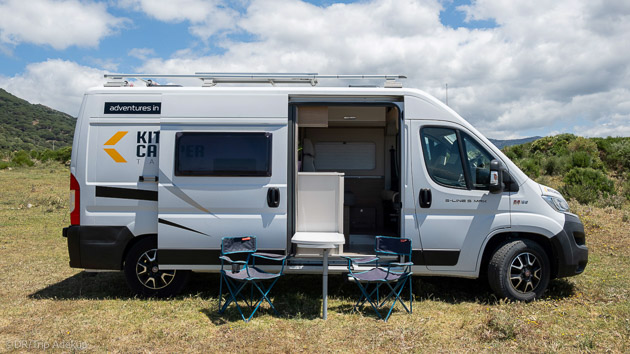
103 73 407 88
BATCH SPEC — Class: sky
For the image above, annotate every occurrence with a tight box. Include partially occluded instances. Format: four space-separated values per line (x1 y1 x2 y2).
0 0 629 139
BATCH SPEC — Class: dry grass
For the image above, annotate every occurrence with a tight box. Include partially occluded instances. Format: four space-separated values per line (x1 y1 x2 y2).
0 164 629 352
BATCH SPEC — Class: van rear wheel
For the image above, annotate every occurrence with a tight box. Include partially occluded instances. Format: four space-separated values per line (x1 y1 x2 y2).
488 239 550 301
124 237 190 297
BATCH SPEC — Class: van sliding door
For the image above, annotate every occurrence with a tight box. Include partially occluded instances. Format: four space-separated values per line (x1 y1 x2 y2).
157 93 289 270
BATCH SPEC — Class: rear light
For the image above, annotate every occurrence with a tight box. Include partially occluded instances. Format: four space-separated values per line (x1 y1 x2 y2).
70 173 80 225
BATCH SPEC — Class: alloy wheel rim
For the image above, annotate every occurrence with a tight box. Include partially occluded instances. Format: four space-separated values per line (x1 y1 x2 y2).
136 249 176 290
509 252 542 294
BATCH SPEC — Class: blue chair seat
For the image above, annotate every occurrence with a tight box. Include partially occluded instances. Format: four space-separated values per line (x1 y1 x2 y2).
352 267 406 282
224 266 282 281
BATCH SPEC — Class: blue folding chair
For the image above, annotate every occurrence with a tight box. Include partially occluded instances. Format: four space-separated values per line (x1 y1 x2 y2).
344 236 413 321
218 236 287 322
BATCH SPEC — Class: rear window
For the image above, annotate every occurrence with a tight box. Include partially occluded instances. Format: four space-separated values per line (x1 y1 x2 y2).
175 132 272 177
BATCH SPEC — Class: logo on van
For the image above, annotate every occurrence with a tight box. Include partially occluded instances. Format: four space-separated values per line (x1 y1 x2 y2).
104 131 128 163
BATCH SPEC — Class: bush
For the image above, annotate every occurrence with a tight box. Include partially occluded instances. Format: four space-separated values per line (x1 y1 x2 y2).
11 150 34 167
608 140 630 173
517 158 540 178
503 144 525 160
571 151 592 168
543 155 571 175
594 137 630 174
561 167 615 205
0 161 8 169
531 134 576 156
53 146 72 163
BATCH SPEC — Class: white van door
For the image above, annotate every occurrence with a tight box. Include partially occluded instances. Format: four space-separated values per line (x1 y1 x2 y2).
157 93 288 269
409 120 511 273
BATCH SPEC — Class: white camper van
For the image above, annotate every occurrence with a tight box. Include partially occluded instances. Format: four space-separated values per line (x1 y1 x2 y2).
63 73 588 301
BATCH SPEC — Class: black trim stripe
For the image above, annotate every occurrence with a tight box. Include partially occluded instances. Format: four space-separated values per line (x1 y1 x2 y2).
158 218 210 236
412 250 460 266
95 186 157 201
158 249 286 265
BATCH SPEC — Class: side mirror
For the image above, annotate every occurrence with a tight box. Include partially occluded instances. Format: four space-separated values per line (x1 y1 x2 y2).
489 159 504 194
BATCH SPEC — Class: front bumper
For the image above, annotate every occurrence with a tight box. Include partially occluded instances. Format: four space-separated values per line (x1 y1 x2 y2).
551 213 589 278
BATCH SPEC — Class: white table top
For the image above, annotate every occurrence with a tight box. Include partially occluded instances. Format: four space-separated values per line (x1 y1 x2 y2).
291 232 345 249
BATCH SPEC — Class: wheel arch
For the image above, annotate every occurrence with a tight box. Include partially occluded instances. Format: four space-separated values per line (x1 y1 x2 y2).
479 231 558 279
120 233 157 269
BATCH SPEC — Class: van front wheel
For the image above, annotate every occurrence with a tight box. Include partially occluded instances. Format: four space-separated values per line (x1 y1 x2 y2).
488 240 550 301
124 237 190 297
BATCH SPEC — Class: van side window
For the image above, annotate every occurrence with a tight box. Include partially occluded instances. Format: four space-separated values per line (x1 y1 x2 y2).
175 132 272 177
421 127 466 189
462 133 493 190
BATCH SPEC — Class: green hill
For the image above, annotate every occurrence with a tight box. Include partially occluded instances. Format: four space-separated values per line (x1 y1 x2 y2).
0 88 75 151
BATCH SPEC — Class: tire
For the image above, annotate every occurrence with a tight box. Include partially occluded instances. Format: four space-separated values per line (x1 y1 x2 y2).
123 236 190 297
487 239 550 301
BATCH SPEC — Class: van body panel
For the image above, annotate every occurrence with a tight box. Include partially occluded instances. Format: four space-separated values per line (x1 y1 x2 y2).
157 94 289 269
409 119 512 272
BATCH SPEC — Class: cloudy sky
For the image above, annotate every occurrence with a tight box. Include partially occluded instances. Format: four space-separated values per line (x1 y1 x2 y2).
0 0 628 138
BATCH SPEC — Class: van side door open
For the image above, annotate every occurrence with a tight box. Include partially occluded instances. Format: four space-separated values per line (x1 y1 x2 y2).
157 93 289 269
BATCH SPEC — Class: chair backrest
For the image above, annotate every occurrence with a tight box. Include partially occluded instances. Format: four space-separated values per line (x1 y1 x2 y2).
375 236 412 257
221 236 257 255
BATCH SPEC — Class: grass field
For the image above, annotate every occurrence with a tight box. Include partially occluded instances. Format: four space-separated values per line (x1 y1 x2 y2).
1 163 629 352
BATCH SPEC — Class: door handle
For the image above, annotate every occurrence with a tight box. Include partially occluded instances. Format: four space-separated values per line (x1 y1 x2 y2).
139 175 158 182
267 187 280 208
419 188 432 208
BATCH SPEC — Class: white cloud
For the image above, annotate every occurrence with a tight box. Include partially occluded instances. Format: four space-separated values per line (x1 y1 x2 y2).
118 0 239 39
0 59 106 116
1 0 628 138
128 48 156 60
0 0 127 50
131 0 630 137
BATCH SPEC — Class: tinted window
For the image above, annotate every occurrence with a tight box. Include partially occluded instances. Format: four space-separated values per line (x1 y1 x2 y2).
462 134 494 190
175 132 272 176
421 127 466 188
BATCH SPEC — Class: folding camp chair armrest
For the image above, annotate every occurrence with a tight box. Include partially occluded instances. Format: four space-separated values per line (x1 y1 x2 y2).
219 256 246 264
252 253 287 261
251 253 287 275
341 256 379 264
390 262 413 267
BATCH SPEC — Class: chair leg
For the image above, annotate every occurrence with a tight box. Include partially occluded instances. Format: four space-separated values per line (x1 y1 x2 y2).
409 275 413 314
382 276 412 321
220 277 250 321
219 277 282 322
218 272 224 313
354 281 384 320
245 278 280 321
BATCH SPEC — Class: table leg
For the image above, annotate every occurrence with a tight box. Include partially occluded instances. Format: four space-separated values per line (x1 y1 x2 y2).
323 248 329 320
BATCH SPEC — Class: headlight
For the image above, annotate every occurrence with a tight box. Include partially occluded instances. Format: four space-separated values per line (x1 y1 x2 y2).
542 195 570 213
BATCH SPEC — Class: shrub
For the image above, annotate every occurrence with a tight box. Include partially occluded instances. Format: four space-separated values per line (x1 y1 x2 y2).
608 140 630 173
571 151 592 168
543 155 571 175
561 167 615 205
517 158 540 178
530 136 555 155
11 150 34 167
53 146 72 163
0 161 8 169
594 137 630 174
